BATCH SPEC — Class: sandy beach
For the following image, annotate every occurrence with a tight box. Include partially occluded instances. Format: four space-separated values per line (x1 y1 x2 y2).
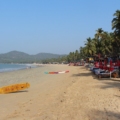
0 64 120 120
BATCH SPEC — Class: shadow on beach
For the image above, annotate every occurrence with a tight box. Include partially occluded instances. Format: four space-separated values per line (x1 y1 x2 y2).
87 109 120 120
72 69 120 90
93 75 120 89
94 76 120 82
99 81 120 89
72 72 93 77
10 90 28 94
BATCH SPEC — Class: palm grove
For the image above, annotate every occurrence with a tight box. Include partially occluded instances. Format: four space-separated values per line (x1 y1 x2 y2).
42 10 120 64
66 10 120 63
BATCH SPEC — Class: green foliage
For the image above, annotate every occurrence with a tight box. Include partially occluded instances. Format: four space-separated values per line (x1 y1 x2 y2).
66 10 120 62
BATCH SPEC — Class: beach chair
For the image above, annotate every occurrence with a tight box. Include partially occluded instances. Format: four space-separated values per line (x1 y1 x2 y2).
94 65 108 75
94 68 105 75
97 68 117 79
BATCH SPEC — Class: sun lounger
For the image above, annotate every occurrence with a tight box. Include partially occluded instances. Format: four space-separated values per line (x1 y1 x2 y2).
97 69 117 78
94 69 105 75
90 67 99 71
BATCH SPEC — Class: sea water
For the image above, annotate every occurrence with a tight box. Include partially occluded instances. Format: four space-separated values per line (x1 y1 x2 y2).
0 63 37 72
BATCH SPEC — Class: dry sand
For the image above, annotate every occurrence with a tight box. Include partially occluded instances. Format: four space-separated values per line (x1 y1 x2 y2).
0 64 120 120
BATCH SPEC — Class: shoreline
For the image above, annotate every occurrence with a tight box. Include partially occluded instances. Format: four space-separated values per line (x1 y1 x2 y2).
0 63 39 73
0 64 120 120
0 63 68 73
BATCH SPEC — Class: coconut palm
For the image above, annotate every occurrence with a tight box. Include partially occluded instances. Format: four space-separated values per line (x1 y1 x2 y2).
100 32 113 55
66 10 120 62
74 50 80 61
92 38 101 55
112 10 120 40
79 47 84 58
67 52 75 62
94 28 108 56
84 37 96 56
112 10 120 54
95 28 104 39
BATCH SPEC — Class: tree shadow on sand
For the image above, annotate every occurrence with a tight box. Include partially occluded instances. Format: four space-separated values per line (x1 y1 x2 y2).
72 72 93 77
87 109 120 120
99 81 120 89
93 75 120 89
114 95 120 98
72 69 120 90
72 67 95 77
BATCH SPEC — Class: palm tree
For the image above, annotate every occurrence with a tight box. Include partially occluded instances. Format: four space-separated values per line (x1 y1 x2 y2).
112 10 120 54
109 32 119 55
74 50 80 61
95 28 104 39
79 47 87 59
94 28 106 56
112 10 120 40
84 37 96 56
79 47 84 58
67 52 75 62
101 32 113 56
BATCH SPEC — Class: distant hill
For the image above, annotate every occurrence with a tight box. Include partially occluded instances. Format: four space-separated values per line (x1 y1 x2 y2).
0 51 67 63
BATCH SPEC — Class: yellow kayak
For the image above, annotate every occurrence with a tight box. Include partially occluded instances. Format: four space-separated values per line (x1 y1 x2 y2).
0 82 30 94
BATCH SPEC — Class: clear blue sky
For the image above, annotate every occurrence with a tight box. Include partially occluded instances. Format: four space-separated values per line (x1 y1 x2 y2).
0 0 120 55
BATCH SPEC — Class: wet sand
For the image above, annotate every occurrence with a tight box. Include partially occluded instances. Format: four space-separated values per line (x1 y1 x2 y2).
0 64 120 120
